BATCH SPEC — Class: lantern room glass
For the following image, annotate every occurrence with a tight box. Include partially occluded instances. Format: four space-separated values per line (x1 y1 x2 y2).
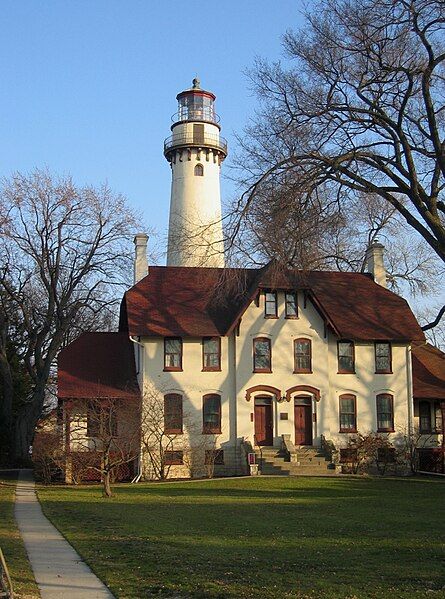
178 94 215 122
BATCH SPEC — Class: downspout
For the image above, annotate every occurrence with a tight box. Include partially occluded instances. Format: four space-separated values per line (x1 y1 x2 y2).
406 344 414 437
130 335 144 482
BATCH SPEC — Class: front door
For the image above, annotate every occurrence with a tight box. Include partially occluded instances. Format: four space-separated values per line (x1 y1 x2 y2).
254 397 273 446
295 398 312 445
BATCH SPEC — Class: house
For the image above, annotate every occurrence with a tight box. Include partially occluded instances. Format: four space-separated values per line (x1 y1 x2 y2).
57 80 445 479
58 259 445 478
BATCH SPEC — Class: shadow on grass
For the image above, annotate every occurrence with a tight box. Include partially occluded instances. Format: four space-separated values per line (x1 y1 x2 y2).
38 477 445 598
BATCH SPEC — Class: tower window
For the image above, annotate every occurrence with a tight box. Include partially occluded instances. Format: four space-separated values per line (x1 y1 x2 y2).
194 164 204 176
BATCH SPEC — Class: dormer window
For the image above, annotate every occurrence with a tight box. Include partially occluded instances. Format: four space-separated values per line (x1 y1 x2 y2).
285 292 298 318
264 291 277 318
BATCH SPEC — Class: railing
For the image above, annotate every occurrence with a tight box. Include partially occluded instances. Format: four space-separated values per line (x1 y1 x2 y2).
172 109 220 124
281 434 298 462
253 435 263 472
164 132 228 155
320 434 338 464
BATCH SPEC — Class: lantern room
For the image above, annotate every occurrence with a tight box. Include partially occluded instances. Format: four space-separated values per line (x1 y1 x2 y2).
174 78 219 126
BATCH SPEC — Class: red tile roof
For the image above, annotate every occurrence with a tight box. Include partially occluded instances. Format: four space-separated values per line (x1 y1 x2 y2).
119 265 425 342
58 333 140 400
412 343 445 400
119 266 260 337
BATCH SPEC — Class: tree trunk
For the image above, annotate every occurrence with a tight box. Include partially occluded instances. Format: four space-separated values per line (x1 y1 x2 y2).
0 352 14 465
103 470 113 498
12 385 46 465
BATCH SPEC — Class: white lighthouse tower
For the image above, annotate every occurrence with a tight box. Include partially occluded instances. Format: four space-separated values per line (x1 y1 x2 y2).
164 78 227 267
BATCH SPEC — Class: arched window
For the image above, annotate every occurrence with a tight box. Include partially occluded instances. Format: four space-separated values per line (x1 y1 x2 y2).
376 393 394 432
194 163 204 176
164 393 183 434
294 338 312 373
253 337 272 372
202 394 221 433
339 394 357 432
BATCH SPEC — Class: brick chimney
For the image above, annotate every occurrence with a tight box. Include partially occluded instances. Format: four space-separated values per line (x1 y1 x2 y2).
133 234 149 284
366 239 387 288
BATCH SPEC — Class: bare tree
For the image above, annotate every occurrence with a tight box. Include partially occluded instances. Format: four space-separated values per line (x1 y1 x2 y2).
342 431 396 474
232 0 445 329
140 388 187 481
65 397 141 497
140 386 224 480
416 304 445 347
203 435 223 479
0 169 141 464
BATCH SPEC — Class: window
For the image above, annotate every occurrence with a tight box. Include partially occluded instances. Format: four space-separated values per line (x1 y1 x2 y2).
285 292 298 318
253 337 272 372
264 291 277 318
86 403 100 437
87 403 117 437
203 394 221 433
164 394 183 434
164 450 183 465
419 400 431 433
434 401 443 433
294 338 312 373
376 394 394 432
107 410 118 438
375 342 392 373
202 337 221 371
205 449 224 465
164 337 182 371
337 341 355 373
339 394 357 432
194 163 204 176
340 448 357 463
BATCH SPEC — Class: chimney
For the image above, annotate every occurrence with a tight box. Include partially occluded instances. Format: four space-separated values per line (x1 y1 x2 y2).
366 239 387 288
133 234 149 284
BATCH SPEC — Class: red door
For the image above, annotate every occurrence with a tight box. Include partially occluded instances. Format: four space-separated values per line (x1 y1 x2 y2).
295 404 312 445
254 400 273 446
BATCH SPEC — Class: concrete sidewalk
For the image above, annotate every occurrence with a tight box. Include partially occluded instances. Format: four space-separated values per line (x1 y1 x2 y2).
14 470 114 598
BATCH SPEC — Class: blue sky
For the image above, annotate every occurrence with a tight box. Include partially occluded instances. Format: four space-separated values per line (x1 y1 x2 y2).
0 0 303 252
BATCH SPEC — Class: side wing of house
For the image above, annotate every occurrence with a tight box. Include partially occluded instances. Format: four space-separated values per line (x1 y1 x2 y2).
412 343 445 473
58 332 141 482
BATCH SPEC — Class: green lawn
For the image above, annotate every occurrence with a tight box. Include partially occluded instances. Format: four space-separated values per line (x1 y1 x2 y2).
38 476 444 599
0 473 39 598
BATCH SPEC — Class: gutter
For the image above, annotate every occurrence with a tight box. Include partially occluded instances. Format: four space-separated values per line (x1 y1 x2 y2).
129 335 144 483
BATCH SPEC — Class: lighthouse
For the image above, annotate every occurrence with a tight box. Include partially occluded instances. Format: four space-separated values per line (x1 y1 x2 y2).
164 79 227 267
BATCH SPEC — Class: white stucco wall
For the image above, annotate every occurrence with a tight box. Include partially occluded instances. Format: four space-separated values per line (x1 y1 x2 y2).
140 290 413 476
166 121 225 267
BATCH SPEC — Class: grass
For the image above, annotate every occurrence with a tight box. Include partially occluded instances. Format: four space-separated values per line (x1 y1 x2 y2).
38 476 444 599
0 472 39 598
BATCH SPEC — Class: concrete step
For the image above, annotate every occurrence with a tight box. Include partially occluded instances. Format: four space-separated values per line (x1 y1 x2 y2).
255 445 334 476
259 460 333 474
